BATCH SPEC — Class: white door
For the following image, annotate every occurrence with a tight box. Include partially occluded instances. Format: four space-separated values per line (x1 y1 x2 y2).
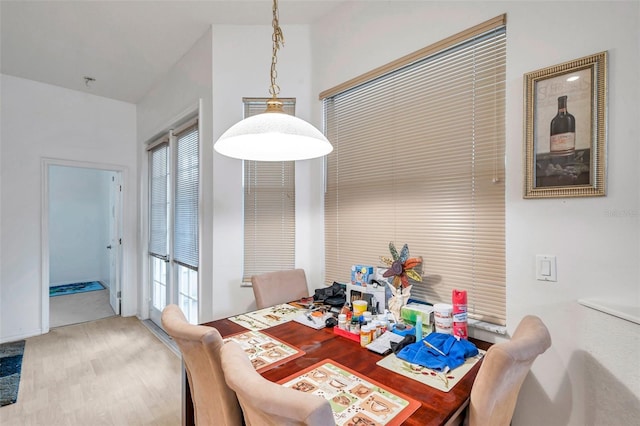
108 172 122 315
148 122 200 328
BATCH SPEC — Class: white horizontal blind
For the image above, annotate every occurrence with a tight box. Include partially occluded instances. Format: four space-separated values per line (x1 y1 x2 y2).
173 123 199 269
148 142 169 260
323 20 506 324
243 98 296 281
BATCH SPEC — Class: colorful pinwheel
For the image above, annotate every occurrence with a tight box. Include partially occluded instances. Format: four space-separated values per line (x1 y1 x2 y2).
381 242 422 288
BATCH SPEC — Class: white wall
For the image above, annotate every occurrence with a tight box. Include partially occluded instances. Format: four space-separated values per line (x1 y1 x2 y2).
311 1 639 425
49 165 111 286
137 24 323 324
0 75 137 341
211 24 325 321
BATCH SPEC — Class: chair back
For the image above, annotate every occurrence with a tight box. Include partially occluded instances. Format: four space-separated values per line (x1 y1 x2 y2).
161 304 242 426
468 315 552 426
251 268 309 309
220 340 334 426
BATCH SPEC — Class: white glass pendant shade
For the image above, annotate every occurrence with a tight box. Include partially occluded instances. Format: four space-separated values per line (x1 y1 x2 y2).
214 112 333 161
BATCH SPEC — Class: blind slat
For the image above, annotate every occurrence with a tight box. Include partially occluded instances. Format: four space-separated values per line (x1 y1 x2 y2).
243 99 296 281
173 125 199 269
323 23 506 325
149 143 169 258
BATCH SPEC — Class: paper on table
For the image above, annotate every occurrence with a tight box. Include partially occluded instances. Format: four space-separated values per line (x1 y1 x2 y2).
366 330 405 355
293 312 330 329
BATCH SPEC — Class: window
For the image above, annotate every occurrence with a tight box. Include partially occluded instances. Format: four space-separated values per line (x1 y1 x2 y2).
174 124 199 320
243 98 296 281
147 118 199 324
149 141 169 312
322 16 506 325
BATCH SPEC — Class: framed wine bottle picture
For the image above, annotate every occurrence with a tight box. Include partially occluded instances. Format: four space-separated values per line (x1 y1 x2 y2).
523 51 607 198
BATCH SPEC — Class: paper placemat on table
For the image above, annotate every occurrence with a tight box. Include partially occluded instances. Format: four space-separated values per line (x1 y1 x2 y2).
223 330 304 373
279 359 420 426
376 349 485 392
228 303 303 331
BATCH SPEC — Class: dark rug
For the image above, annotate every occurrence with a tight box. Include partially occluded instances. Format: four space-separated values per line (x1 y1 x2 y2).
0 340 25 406
50 281 105 297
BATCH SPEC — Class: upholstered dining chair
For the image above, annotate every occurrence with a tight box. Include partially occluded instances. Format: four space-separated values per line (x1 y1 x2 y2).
465 315 552 426
220 340 334 426
161 304 243 426
251 268 310 309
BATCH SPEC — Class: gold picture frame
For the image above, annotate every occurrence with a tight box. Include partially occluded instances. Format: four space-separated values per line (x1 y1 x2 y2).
523 51 607 198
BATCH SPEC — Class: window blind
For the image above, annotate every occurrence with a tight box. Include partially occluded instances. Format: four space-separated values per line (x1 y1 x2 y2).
174 123 199 269
243 98 296 281
323 17 506 325
148 141 169 260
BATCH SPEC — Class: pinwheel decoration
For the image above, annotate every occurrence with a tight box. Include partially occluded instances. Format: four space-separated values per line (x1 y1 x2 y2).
381 242 423 288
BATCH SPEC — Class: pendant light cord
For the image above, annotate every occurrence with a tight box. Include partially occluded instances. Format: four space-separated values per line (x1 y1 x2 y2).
269 0 283 99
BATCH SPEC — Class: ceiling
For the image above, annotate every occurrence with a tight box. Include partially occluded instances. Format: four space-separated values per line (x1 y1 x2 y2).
0 0 348 103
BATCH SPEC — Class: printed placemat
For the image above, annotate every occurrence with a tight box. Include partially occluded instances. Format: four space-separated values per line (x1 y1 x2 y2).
228 303 303 331
376 350 485 392
279 359 420 426
223 330 305 373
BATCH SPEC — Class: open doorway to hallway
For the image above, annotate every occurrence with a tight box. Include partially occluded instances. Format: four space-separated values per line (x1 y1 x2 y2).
45 162 123 328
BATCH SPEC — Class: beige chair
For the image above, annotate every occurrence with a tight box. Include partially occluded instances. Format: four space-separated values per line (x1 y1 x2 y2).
161 304 243 426
465 315 552 426
251 268 309 309
220 340 334 426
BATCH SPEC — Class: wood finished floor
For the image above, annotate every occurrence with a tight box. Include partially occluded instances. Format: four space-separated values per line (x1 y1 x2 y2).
50 289 115 328
0 316 181 426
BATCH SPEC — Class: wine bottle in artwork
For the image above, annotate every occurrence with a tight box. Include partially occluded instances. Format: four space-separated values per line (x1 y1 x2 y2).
550 95 576 155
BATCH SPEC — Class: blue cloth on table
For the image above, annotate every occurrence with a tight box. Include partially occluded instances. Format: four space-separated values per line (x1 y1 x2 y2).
396 332 479 372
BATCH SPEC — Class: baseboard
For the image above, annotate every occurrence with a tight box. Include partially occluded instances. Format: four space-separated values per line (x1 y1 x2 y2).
141 319 180 357
0 328 43 344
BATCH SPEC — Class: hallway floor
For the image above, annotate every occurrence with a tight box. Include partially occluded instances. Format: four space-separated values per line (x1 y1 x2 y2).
50 289 115 328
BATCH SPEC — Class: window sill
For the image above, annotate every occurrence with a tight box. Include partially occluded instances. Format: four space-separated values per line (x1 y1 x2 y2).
468 319 507 335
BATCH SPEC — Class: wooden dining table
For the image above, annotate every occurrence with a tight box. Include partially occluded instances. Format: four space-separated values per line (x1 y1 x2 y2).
185 312 491 426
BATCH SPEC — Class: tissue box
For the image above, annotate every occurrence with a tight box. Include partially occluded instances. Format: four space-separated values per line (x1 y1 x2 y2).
351 265 374 286
401 303 434 326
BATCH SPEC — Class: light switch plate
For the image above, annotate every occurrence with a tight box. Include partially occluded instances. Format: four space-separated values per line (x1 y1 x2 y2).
536 255 557 282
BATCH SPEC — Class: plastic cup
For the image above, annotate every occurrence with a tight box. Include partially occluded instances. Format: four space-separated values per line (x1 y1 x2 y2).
353 300 368 316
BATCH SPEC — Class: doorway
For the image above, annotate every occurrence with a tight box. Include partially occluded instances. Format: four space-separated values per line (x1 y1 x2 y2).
42 159 123 330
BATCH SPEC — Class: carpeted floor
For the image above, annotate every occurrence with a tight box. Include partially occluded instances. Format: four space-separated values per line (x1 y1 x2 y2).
0 340 25 407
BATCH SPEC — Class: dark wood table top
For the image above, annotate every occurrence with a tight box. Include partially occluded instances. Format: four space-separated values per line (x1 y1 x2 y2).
193 316 491 426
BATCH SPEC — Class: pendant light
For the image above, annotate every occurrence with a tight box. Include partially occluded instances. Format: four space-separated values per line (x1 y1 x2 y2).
213 0 333 161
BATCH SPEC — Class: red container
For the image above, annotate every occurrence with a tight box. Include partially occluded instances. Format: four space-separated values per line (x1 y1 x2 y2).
452 289 468 339
333 326 361 343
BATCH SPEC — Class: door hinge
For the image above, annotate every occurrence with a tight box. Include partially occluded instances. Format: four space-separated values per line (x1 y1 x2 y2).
119 185 122 192
119 238 122 245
